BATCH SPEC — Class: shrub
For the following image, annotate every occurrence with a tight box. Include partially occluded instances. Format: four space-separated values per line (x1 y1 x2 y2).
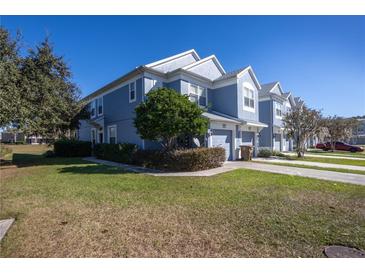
94 143 138 164
132 147 226 172
0 144 12 158
257 148 272 158
53 139 92 157
44 150 55 158
272 150 286 157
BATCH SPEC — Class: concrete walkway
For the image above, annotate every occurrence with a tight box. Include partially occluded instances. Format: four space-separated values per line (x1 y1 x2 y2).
283 152 365 161
0 218 14 241
254 157 365 171
83 157 365 186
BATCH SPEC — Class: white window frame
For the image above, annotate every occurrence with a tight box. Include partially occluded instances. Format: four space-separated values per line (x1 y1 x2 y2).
90 100 96 118
243 84 255 112
129 81 136 103
188 83 208 107
275 102 283 119
97 97 103 116
107 125 117 144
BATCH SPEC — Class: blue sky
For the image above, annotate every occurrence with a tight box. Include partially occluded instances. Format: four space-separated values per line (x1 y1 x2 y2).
1 16 364 117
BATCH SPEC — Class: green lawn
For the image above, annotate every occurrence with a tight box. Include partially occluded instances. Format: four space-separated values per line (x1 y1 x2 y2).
1 145 365 257
285 155 365 167
257 162 365 175
306 149 365 159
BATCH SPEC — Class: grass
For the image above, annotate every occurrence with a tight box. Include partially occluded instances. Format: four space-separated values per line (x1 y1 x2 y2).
287 156 365 167
257 162 365 175
0 145 365 257
306 149 365 159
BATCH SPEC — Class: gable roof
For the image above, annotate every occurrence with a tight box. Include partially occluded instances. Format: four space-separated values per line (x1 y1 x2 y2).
145 49 200 68
182 55 226 75
213 66 261 90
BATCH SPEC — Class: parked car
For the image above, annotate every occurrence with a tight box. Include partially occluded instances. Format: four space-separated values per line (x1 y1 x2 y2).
316 141 364 152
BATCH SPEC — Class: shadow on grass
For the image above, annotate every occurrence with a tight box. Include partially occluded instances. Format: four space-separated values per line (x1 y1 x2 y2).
11 153 87 168
58 164 130 175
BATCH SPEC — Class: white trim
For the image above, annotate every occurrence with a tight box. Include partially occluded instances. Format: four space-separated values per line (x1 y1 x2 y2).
145 49 200 68
107 124 117 144
129 81 137 103
182 55 226 75
236 66 261 90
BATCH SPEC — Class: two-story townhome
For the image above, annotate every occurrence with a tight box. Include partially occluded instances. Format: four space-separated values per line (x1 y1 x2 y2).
258 82 295 152
77 49 268 160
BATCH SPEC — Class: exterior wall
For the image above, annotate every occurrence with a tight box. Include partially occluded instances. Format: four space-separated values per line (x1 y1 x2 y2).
164 80 181 93
258 100 273 149
209 84 238 117
151 53 197 73
236 72 259 121
187 59 222 80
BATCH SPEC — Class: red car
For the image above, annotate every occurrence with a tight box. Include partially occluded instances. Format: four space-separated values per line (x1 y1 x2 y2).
316 141 364 152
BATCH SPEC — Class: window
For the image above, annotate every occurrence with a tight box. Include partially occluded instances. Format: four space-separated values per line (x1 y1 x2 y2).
108 125 117 144
189 84 207 106
129 82 136 103
275 102 282 118
90 100 96 118
243 87 255 110
97 97 103 115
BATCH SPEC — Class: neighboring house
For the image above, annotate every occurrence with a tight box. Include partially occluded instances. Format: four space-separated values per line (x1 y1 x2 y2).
77 49 268 160
350 118 365 145
258 82 295 152
0 131 46 144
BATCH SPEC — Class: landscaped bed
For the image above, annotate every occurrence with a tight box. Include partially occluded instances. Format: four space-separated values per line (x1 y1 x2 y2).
0 145 364 257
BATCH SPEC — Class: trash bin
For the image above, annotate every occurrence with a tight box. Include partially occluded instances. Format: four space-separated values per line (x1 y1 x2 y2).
240 145 253 161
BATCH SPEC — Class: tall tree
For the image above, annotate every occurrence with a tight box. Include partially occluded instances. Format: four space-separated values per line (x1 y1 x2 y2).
283 105 322 157
134 88 208 150
0 28 24 128
20 38 83 138
322 116 359 151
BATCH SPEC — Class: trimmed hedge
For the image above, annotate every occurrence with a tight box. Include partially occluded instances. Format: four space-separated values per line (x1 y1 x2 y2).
53 139 92 157
257 148 272 158
132 147 226 172
94 143 138 164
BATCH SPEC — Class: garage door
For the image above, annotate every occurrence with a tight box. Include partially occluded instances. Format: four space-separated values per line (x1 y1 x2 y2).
211 129 232 161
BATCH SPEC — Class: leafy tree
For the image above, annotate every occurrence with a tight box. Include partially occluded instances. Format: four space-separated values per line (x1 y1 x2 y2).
0 28 24 128
321 116 359 151
283 105 322 157
20 38 83 138
134 88 208 150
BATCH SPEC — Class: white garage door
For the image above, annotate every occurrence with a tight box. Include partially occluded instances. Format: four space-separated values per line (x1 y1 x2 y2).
211 129 232 161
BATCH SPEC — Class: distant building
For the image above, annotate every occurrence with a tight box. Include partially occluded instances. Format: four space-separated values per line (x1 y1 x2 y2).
0 131 47 144
350 118 365 145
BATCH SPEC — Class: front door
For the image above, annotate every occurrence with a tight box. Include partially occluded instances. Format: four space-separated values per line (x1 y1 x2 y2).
98 130 103 144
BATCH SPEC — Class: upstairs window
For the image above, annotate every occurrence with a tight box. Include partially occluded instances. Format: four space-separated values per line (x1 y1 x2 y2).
243 87 255 110
189 84 207 107
129 82 136 103
97 97 103 115
90 100 96 118
275 102 282 118
108 125 117 144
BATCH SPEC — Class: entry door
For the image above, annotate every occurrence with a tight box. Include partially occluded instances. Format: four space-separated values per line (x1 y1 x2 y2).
211 129 232 161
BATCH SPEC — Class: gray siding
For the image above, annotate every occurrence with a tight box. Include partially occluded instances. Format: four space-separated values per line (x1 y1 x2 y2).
209 84 238 117
187 59 222 80
258 100 273 148
237 72 259 121
152 54 197 73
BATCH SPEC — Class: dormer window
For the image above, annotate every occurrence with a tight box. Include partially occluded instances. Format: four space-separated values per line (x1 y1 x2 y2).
243 86 255 111
189 84 207 107
275 102 282 118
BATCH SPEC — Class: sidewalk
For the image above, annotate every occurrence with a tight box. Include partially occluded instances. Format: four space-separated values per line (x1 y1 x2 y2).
254 157 365 171
83 157 365 186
